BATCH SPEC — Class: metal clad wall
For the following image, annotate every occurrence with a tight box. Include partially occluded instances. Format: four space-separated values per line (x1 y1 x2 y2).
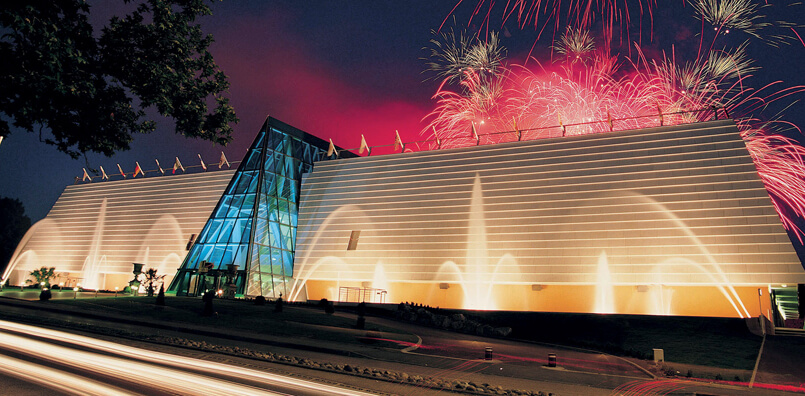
5 170 236 289
293 120 805 289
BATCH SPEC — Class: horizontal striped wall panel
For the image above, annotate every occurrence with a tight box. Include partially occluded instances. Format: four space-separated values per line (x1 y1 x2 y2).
293 120 805 287
5 170 236 289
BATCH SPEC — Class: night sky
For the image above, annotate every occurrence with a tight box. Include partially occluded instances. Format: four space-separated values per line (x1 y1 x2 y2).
1 1 803 224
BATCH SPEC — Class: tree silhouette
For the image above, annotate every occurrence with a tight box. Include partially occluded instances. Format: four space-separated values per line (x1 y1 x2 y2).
0 0 237 159
0 197 31 274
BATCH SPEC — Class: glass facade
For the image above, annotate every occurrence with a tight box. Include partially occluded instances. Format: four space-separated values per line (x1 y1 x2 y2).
169 117 342 298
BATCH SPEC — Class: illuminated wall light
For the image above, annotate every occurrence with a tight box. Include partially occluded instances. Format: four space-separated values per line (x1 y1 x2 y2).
531 284 545 291
439 283 450 290
636 285 650 292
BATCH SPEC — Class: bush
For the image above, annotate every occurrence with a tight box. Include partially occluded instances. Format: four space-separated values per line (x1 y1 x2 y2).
254 296 266 306
39 288 52 301
155 285 165 306
325 301 335 315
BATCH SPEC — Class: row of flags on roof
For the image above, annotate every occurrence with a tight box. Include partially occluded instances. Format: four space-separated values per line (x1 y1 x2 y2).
326 130 405 157
81 152 230 182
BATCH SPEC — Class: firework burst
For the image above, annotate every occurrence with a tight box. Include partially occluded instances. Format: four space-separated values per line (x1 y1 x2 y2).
690 0 803 46
423 24 805 239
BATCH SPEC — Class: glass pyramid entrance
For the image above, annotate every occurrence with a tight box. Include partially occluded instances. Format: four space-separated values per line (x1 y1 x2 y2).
168 117 346 298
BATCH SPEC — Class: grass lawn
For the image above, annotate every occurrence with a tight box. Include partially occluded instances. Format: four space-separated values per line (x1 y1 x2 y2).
455 311 762 370
50 296 417 347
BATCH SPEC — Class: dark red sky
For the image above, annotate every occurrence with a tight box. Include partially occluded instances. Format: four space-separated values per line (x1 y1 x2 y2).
1 1 803 222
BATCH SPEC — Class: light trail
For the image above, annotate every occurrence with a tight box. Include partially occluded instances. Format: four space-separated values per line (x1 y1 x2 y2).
0 320 376 396
0 354 134 396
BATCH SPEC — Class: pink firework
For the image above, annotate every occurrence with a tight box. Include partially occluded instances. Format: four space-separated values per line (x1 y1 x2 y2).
457 0 659 49
423 26 805 240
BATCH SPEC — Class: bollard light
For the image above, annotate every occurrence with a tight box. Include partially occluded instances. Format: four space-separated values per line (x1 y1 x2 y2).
115 286 119 298
59 282 64 292
73 287 79 299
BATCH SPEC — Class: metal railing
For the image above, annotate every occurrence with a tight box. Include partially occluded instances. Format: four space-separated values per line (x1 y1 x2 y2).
333 106 729 158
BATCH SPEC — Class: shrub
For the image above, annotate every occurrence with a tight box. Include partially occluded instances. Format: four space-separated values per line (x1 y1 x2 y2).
155 285 166 306
39 288 52 301
325 301 335 314
254 296 266 306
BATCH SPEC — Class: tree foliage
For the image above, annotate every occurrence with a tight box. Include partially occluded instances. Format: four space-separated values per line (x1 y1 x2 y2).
142 267 166 297
27 267 56 287
0 0 237 159
0 197 32 272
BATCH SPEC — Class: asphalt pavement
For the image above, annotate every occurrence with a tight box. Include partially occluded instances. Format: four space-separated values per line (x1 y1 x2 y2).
0 292 801 396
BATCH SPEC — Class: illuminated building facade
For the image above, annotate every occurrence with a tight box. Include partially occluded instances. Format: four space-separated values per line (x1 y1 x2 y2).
290 119 805 318
168 117 352 298
5 117 804 318
3 170 236 290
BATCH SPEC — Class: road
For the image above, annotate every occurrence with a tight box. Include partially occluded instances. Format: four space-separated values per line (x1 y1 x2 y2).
0 320 377 396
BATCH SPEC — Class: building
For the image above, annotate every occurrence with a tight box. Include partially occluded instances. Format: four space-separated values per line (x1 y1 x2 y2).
2 169 235 290
5 117 804 319
290 119 805 318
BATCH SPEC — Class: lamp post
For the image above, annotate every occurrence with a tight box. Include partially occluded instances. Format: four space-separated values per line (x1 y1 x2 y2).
59 282 64 292
73 287 78 299
115 286 119 298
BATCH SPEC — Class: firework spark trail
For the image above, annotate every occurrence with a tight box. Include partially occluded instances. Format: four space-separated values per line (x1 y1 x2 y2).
462 0 658 48
423 24 805 240
691 0 805 47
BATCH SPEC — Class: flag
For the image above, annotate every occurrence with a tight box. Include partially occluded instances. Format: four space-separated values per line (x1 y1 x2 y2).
117 163 126 178
82 168 91 182
218 151 230 168
657 103 664 126
359 134 369 155
198 154 207 171
394 130 403 151
472 123 479 145
100 166 109 180
558 113 563 127
326 139 337 157
512 117 521 141
133 162 144 178
173 157 184 174
607 110 613 131
155 159 165 175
